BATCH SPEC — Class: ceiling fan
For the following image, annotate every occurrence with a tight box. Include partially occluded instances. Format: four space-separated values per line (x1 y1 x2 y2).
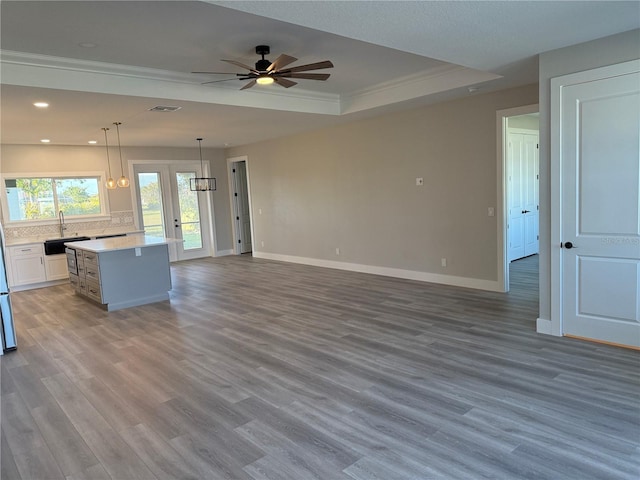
193 45 334 90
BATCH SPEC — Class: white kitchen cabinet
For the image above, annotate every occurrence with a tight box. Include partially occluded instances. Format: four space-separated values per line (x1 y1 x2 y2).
44 254 70 281
8 244 47 286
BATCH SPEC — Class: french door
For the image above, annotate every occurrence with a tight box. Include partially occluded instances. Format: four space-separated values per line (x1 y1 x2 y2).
133 163 211 261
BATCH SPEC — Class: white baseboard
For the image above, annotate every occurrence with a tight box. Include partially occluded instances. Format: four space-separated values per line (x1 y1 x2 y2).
253 251 502 292
215 249 234 257
536 317 560 336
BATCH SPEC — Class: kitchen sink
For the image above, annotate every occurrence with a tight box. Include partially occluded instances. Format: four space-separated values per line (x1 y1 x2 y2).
44 236 91 255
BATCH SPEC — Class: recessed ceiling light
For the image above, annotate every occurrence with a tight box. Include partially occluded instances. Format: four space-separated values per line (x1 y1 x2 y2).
88 140 97 144
148 105 182 112
78 42 97 48
40 139 51 143
34 102 49 108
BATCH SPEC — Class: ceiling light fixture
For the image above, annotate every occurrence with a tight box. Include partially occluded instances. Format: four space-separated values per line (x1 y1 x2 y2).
256 75 274 86
112 122 130 188
102 127 117 190
190 138 216 192
33 102 49 108
88 140 97 144
40 139 50 143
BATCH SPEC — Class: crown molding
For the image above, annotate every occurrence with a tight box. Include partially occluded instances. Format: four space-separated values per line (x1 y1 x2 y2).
1 50 198 83
341 64 502 114
1 50 502 117
0 50 341 114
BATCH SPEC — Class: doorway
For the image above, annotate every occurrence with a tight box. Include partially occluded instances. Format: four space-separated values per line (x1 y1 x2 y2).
506 122 539 262
497 105 539 292
227 156 253 255
132 162 212 261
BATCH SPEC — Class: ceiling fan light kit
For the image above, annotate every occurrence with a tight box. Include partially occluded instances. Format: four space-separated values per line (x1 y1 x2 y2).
256 75 274 85
194 44 334 90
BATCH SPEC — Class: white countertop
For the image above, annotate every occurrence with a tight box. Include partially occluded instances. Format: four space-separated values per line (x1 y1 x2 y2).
65 234 182 253
5 228 144 246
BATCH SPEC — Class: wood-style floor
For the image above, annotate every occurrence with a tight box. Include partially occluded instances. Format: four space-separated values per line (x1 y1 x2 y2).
1 254 638 479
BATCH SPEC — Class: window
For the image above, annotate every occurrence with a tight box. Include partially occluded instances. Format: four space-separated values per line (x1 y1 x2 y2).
3 174 108 223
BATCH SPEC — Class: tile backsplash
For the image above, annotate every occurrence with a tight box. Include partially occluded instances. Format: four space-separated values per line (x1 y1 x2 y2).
4 210 136 239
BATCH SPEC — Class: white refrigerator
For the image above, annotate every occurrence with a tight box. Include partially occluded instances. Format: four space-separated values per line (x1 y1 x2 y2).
0 223 17 353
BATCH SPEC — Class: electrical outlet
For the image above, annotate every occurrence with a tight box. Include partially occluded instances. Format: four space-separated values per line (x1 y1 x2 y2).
488 207 495 217
261 241 264 247
259 208 263 215
416 177 424 186
441 258 447 267
335 247 340 256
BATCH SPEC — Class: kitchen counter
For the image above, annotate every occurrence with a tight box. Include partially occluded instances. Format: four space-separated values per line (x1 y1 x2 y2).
5 228 144 247
64 234 181 253
66 234 179 311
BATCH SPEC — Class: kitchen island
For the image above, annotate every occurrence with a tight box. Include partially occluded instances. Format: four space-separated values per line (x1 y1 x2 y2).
65 234 179 311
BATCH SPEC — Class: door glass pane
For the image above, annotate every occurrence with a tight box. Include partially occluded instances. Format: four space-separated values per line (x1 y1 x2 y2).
137 173 166 238
176 172 203 250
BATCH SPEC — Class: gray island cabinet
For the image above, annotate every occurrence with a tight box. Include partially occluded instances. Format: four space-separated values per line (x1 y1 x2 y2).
64 235 178 311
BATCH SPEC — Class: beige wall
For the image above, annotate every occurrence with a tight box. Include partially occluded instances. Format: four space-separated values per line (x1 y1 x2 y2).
537 28 640 321
0 144 233 251
227 83 538 284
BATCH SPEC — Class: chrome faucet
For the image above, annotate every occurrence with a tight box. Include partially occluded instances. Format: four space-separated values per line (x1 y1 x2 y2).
58 210 67 237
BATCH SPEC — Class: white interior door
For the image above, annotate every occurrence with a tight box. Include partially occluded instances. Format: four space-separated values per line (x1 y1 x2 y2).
522 133 539 257
508 133 525 261
134 163 211 261
558 63 640 347
508 132 539 261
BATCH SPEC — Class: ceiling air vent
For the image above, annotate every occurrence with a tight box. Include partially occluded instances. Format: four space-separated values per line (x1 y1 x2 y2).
148 105 182 112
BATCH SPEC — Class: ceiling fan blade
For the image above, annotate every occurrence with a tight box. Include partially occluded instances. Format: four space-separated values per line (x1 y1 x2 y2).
279 72 331 81
278 60 334 74
201 77 241 85
221 59 257 72
240 79 258 90
274 77 297 88
267 54 297 72
200 74 255 85
192 71 245 75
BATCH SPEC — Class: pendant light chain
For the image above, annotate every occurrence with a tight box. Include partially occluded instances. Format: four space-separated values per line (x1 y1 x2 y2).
198 138 204 173
113 122 130 188
190 137 217 192
102 127 117 190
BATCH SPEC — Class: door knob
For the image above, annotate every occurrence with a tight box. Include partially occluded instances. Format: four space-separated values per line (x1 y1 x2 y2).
562 241 574 249
522 210 530 214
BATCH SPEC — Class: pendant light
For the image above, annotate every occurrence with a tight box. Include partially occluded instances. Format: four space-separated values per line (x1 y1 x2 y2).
190 138 217 191
113 122 130 188
102 127 117 189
